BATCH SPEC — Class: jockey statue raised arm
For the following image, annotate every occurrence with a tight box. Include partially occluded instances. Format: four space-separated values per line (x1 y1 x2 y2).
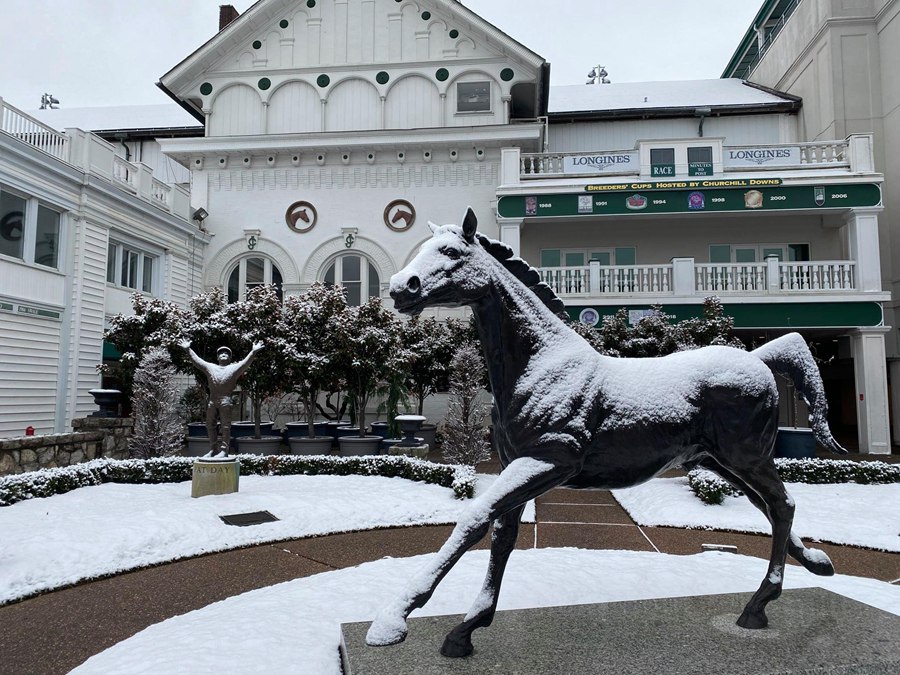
179 339 264 457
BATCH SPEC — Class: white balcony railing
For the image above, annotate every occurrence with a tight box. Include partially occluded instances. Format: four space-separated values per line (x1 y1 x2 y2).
112 155 137 192
0 97 69 161
538 259 860 299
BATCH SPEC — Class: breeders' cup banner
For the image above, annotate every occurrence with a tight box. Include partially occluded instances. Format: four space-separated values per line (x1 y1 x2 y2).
564 151 639 174
724 146 802 168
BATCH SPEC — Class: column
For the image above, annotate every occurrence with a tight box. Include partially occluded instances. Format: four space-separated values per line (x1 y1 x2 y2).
843 208 883 292
850 327 891 454
500 147 521 186
498 218 523 257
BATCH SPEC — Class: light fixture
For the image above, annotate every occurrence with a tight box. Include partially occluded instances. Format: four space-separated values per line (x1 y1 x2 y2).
192 207 209 223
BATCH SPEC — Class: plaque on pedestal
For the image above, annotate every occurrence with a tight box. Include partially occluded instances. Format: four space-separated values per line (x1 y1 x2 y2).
191 457 240 498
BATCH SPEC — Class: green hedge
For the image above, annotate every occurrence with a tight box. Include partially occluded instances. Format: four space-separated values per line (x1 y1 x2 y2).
688 458 900 505
0 455 476 507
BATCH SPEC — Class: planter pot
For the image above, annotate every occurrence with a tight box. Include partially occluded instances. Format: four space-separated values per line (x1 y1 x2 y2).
187 422 211 438
185 436 211 457
370 421 390 439
284 420 331 439
88 389 121 418
774 427 816 459
418 423 437 450
231 421 275 438
334 425 363 440
381 437 403 452
289 436 334 456
338 435 383 456
235 435 283 455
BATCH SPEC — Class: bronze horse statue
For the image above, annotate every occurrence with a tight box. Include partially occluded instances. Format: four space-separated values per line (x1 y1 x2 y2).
367 208 845 657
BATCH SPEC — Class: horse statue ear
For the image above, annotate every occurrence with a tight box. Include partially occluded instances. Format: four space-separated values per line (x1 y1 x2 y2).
461 207 477 243
428 221 440 235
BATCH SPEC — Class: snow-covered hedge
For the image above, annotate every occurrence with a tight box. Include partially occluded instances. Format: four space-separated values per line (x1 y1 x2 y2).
0 455 476 507
688 458 900 505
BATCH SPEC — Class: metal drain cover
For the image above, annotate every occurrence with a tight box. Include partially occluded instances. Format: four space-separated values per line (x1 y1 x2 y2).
219 510 279 527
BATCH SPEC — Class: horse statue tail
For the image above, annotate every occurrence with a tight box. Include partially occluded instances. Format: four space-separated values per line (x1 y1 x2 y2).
752 333 847 455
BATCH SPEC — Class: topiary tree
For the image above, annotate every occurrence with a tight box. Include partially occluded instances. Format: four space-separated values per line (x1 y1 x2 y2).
280 282 349 438
331 297 409 437
401 315 457 417
129 348 184 459
442 343 492 467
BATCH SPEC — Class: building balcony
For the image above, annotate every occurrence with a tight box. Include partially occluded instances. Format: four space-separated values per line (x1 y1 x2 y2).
1 97 190 221
537 258 871 304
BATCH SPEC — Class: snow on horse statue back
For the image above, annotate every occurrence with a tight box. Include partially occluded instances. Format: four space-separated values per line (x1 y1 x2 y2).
367 208 846 657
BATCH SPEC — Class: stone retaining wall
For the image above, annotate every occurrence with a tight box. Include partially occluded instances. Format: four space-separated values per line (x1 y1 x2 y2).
0 418 133 475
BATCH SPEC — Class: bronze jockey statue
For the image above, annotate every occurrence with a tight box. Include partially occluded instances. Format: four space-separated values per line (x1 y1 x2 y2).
179 339 264 456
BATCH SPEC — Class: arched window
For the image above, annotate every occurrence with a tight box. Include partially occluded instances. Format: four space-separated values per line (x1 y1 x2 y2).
323 254 380 306
227 256 283 302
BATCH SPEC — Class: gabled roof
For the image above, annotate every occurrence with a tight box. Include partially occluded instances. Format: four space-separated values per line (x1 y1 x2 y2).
548 79 800 121
158 0 547 118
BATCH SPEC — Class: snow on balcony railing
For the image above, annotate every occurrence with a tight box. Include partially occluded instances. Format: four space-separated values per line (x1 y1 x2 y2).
0 97 68 161
539 266 591 296
695 263 768 294
595 264 673 295
780 261 855 291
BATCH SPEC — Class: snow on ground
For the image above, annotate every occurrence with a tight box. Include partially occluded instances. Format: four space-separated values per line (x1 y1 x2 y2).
0 474 532 605
613 478 900 552
72 548 900 675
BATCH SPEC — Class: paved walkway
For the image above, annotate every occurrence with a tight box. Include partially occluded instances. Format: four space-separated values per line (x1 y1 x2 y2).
1 455 898 674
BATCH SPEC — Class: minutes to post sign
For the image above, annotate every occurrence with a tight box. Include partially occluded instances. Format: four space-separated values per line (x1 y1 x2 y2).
498 182 881 219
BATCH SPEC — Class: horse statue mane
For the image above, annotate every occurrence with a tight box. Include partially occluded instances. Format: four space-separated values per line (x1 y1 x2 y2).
475 233 568 319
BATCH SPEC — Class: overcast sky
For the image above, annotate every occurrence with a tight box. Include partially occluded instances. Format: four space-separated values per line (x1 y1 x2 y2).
0 0 762 111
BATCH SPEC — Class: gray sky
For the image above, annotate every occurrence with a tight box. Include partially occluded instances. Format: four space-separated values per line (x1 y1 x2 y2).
0 0 762 111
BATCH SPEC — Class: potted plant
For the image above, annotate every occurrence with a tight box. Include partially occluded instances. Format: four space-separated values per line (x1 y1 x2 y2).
332 297 409 456
281 283 348 455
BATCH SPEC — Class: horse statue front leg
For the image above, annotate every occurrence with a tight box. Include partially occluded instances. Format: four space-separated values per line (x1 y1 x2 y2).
441 505 525 657
366 457 572 650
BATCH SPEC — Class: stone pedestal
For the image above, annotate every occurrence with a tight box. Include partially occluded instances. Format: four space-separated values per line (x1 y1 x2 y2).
341 588 900 674
387 444 429 459
191 458 239 498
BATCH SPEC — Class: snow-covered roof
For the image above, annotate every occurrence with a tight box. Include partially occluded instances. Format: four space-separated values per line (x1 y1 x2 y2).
549 78 799 116
28 104 202 134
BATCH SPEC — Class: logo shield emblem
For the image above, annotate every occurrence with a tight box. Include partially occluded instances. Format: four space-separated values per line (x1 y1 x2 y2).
814 187 825 206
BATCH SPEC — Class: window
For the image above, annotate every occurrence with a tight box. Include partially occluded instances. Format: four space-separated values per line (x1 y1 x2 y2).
227 256 283 303
323 254 380 306
457 81 491 113
688 146 713 176
107 241 157 293
709 244 810 263
0 187 60 268
650 148 675 177
539 248 636 294
540 247 636 268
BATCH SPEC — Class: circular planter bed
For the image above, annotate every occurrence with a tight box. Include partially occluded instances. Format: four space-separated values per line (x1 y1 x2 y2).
288 436 334 455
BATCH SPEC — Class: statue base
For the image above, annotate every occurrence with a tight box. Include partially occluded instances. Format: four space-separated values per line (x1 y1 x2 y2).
191 457 240 498
340 588 900 674
387 444 429 459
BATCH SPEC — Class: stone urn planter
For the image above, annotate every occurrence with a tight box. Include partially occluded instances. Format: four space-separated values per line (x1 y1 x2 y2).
337 435 383 456
774 427 816 459
288 436 334 455
235 435 283 455
87 389 121 417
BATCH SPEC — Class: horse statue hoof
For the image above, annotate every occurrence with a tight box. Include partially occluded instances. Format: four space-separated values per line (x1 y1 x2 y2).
366 613 408 647
440 632 474 658
736 610 768 630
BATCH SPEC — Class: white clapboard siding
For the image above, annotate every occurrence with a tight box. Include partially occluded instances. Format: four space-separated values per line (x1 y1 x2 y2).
0 312 62 436
268 82 322 134
209 85 263 136
325 79 380 132
65 222 108 422
384 76 442 129
167 253 190 308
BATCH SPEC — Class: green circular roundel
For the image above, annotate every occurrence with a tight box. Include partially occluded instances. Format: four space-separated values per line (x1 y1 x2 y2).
376 71 390 85
501 68 515 82
449 29 459 39
258 77 271 90
199 82 213 96
317 74 330 88
307 0 316 6
435 68 449 82
422 11 431 20
252 40 262 50
279 19 289 29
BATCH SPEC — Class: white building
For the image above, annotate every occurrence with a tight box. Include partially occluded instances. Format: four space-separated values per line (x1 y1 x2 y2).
0 98 207 436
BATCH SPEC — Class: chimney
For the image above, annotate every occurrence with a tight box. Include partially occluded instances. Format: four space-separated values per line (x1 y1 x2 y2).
219 5 240 32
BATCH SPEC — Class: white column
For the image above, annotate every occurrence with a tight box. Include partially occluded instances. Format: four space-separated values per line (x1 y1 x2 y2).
500 147 521 186
671 258 695 296
850 327 891 454
889 359 900 447
843 208 882 292
498 218 523 257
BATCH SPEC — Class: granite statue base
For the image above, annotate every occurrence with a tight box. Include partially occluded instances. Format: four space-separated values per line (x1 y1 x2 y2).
340 588 899 674
387 444 429 459
191 457 240 498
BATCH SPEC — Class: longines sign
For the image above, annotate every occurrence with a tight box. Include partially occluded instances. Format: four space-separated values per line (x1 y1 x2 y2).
563 152 638 174
724 147 802 168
